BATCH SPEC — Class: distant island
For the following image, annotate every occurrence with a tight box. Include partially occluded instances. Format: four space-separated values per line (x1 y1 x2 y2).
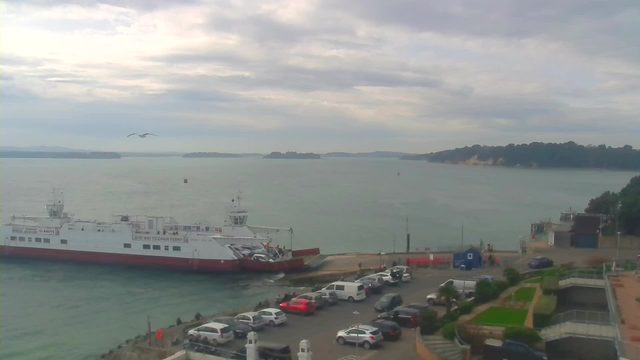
0 151 121 159
263 152 321 159
324 151 413 158
401 142 640 170
184 152 242 158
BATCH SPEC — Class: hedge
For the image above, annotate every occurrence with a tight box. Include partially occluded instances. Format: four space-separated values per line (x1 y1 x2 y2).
533 295 557 328
503 326 542 347
442 322 457 340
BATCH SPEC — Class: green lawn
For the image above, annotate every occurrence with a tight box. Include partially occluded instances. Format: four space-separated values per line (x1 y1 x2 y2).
513 287 536 302
473 307 529 327
524 277 541 284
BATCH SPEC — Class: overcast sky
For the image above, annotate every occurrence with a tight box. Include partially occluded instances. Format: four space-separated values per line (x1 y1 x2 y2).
1 0 639 153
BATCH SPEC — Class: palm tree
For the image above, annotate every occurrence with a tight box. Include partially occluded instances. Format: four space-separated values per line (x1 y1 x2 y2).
438 283 460 314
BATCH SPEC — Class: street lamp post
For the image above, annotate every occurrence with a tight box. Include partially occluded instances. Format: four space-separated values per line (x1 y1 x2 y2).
615 201 621 262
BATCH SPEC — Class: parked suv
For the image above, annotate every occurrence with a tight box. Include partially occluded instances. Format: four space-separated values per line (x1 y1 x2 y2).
315 290 339 305
187 322 234 345
234 312 267 331
295 292 328 309
377 306 420 328
335 324 384 350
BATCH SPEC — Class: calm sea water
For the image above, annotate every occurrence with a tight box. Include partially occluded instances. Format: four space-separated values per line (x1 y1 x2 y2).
1 158 637 359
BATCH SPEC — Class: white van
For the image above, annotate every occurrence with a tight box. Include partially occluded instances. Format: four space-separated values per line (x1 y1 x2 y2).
441 278 477 296
323 281 366 302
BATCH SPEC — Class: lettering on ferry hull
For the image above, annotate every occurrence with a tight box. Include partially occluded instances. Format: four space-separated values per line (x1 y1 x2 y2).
133 235 185 242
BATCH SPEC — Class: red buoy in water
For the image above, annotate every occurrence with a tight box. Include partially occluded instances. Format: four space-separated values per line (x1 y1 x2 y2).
184 178 188 184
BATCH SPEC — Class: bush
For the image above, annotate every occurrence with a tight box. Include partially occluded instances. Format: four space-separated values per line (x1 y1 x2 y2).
532 295 557 328
502 326 542 347
420 310 440 335
494 280 510 293
503 267 522 286
541 276 559 295
441 322 457 340
440 312 460 325
475 279 499 303
457 301 475 315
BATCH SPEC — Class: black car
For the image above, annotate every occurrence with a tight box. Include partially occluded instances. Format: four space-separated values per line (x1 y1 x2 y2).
213 316 252 338
374 293 403 312
528 256 554 269
367 319 402 341
377 306 419 328
404 303 431 315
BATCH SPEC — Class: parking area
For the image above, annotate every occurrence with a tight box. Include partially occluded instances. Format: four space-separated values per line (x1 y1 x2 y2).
187 249 608 360
194 260 519 360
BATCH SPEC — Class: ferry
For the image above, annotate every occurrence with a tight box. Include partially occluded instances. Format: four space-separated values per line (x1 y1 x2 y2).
0 190 319 272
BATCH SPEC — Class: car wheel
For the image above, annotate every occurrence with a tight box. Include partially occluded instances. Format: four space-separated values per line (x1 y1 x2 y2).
427 299 435 306
209 339 218 346
348 296 355 302
269 320 276 326
337 337 345 345
363 341 371 350
187 335 195 341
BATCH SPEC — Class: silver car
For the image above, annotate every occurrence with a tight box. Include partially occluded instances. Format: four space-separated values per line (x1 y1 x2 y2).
295 292 328 309
315 290 339 305
336 324 384 349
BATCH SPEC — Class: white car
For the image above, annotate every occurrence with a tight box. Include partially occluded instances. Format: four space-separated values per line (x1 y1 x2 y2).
383 269 411 282
373 272 400 285
336 324 384 350
235 312 267 331
257 308 287 326
251 254 274 262
187 322 234 345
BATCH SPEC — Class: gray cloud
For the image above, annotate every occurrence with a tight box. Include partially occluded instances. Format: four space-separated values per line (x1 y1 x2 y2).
1 0 639 152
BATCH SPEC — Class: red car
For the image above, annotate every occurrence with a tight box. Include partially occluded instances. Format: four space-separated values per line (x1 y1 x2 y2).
279 299 316 315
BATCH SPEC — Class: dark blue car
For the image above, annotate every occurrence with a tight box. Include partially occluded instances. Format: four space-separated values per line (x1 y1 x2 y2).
528 256 554 269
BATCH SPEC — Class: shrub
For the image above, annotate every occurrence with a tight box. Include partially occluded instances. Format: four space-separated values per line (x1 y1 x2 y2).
503 267 522 286
442 322 457 340
494 280 510 293
440 312 460 325
457 301 475 315
502 326 542 347
475 279 499 303
420 310 440 335
541 276 559 295
585 256 611 268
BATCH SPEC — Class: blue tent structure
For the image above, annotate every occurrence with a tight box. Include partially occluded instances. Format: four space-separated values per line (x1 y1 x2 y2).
453 247 483 270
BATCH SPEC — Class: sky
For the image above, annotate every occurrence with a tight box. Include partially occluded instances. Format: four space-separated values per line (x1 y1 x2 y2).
1 0 640 153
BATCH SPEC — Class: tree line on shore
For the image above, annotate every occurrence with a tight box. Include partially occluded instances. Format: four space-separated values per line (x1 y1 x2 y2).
585 175 640 235
402 142 640 170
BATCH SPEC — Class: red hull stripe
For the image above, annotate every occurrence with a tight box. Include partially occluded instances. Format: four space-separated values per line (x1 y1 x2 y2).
291 248 320 258
0 246 239 272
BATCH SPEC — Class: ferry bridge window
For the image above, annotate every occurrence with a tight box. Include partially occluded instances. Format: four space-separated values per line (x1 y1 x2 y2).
43 238 50 243
152 245 161 250
124 243 131 248
164 245 169 251
172 246 181 251
19 237 25 241
10 236 16 241
143 244 151 250
35 238 42 243
61 239 68 244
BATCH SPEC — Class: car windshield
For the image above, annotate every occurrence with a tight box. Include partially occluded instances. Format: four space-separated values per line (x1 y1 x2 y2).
220 326 232 334
370 329 381 335
253 315 264 322
379 297 391 303
275 310 285 316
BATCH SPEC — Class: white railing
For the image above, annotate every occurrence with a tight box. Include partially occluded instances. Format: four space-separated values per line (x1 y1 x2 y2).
550 310 611 326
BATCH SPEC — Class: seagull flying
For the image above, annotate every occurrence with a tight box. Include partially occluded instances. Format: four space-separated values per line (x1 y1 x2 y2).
127 133 158 138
